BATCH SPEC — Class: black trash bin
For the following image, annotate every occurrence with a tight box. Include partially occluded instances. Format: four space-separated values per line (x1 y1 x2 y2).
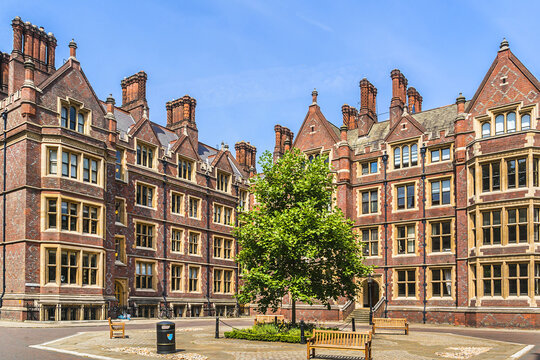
156 321 175 354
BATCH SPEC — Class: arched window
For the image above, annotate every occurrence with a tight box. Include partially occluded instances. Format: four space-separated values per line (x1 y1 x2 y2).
394 148 401 169
521 114 531 130
402 146 409 167
506 112 516 132
411 144 418 166
69 106 77 131
78 113 85 133
495 114 504 135
61 107 68 128
482 122 491 138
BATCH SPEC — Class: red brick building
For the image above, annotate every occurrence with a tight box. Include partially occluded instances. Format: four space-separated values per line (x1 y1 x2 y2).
274 39 540 328
0 17 256 321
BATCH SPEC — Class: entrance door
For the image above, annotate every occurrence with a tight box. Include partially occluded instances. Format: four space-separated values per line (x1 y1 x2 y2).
115 280 127 306
362 281 380 308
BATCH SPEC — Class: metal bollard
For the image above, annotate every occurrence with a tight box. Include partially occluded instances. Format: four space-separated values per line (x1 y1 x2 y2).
352 318 356 331
274 316 277 326
300 320 306 344
215 317 219 339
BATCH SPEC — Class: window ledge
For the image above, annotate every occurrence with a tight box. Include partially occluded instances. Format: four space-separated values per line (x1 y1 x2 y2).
135 204 156 211
135 289 156 292
428 204 453 209
394 253 418 257
188 254 203 257
115 222 127 227
115 260 127 266
394 297 418 300
428 251 454 256
135 246 157 251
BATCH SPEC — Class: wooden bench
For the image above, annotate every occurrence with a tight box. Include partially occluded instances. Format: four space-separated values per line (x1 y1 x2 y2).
108 317 125 339
253 314 285 326
307 329 372 360
372 317 408 335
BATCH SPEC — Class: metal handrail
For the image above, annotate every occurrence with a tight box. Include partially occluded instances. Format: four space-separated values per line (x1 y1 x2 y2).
372 296 386 313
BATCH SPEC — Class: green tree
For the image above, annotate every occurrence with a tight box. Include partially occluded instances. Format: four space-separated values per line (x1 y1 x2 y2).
234 149 371 324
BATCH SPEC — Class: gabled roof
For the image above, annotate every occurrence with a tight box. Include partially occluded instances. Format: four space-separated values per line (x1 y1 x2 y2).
151 123 178 148
292 104 340 149
198 142 218 162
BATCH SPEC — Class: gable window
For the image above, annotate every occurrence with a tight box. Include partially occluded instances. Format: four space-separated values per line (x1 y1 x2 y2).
396 184 415 210
136 183 155 208
507 158 527 189
481 162 500 192
481 122 491 138
482 264 502 297
188 232 200 255
171 265 183 292
431 221 451 252
431 179 451 206
430 147 451 163
361 190 378 214
508 263 528 296
171 228 183 253
431 268 452 298
521 113 531 130
136 142 155 168
60 104 87 134
188 197 200 219
171 192 184 215
482 210 501 245
393 143 418 169
178 157 194 181
507 208 527 244
482 110 532 138
397 269 416 298
396 224 415 254
361 228 378 256
135 222 154 248
361 160 378 175
217 172 230 192
115 149 126 181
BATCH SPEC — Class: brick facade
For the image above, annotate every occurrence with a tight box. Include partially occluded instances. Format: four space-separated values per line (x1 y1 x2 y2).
0 17 255 321
271 40 540 328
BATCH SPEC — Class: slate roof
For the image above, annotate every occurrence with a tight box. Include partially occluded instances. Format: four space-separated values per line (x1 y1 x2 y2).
228 157 243 177
198 143 217 162
151 123 178 149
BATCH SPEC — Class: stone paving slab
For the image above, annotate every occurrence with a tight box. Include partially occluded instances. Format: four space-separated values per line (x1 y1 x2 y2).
37 325 526 360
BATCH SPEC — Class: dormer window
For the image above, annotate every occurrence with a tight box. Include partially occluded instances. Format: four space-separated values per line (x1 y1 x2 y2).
178 156 194 181
393 143 418 169
136 142 155 169
217 171 230 193
60 101 88 134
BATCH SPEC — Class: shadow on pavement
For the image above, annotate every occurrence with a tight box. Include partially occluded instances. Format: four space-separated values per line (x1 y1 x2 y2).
313 355 364 360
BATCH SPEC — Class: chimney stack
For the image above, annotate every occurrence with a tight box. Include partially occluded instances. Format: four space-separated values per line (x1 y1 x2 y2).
235 141 257 173
456 93 466 114
356 78 377 136
69 39 77 59
106 95 117 144
120 71 148 122
273 124 293 162
21 58 36 118
390 69 407 127
165 95 198 141
407 87 423 114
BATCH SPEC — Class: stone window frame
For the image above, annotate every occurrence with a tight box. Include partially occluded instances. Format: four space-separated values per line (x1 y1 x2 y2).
135 259 157 291
359 227 380 258
480 160 501 193
356 185 382 217
40 244 104 288
114 235 127 264
392 181 418 212
474 260 538 300
115 147 127 182
134 220 158 250
475 102 536 139
170 263 184 293
394 268 417 300
358 158 379 177
188 265 201 293
505 157 528 190
213 267 234 295
42 144 104 188
213 203 234 226
216 170 231 193
507 262 529 297
135 180 156 209
239 189 249 212
171 227 185 254
213 236 223 258
41 194 103 237
135 139 157 170
427 266 454 299
427 145 452 165
178 155 195 182
188 230 202 257
391 140 419 170
115 197 127 226
359 188 379 215
534 262 540 297
427 218 454 254
188 195 202 219
170 190 185 216
58 96 91 135
393 222 417 256
427 175 454 208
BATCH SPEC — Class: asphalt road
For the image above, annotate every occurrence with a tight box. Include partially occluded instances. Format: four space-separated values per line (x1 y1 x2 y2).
0 319 538 360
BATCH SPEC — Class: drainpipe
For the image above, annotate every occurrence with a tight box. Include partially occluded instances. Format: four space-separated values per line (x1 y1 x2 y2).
0 109 7 309
382 154 389 318
420 146 427 324
161 158 168 309
453 155 458 309
233 182 240 315
205 172 211 316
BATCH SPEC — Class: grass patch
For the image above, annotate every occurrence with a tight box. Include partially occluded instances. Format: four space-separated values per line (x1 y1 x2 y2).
224 322 336 343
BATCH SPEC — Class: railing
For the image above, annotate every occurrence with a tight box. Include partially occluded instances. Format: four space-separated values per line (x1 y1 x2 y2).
372 296 386 319
341 299 356 320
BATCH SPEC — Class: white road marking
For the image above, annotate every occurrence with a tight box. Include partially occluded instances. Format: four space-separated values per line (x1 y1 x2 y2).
29 331 118 360
509 344 534 359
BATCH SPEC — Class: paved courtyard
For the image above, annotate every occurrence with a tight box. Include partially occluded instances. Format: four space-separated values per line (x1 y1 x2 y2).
32 323 529 360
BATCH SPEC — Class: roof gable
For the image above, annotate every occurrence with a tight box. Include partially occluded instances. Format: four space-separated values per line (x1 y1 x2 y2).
293 105 340 152
467 48 540 115
384 112 426 143
129 117 162 147
171 134 200 161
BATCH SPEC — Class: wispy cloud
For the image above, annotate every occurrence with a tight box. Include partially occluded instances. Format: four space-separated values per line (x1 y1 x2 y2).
297 13 333 33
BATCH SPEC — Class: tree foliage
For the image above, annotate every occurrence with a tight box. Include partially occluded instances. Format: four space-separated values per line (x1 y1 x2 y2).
234 149 371 319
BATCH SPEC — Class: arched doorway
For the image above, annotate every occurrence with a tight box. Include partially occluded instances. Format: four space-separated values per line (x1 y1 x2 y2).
114 280 127 307
362 279 380 308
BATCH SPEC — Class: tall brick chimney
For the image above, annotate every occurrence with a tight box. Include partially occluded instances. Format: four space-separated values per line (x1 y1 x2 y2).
407 87 422 114
273 124 293 162
166 95 198 142
120 71 148 122
357 78 377 136
235 141 257 173
8 17 57 94
390 69 407 128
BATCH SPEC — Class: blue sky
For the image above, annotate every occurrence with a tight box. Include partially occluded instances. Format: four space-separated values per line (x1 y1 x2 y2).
1 1 539 160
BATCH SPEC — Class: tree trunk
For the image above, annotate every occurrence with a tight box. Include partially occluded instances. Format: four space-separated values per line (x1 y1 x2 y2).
291 299 296 325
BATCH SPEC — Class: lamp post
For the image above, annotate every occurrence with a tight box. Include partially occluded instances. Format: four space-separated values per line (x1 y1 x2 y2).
367 274 373 325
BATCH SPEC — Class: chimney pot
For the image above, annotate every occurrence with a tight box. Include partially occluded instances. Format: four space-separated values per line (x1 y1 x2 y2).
312 89 318 104
69 39 77 58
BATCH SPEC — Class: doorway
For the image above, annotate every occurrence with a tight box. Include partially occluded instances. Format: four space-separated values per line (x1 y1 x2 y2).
362 280 380 308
